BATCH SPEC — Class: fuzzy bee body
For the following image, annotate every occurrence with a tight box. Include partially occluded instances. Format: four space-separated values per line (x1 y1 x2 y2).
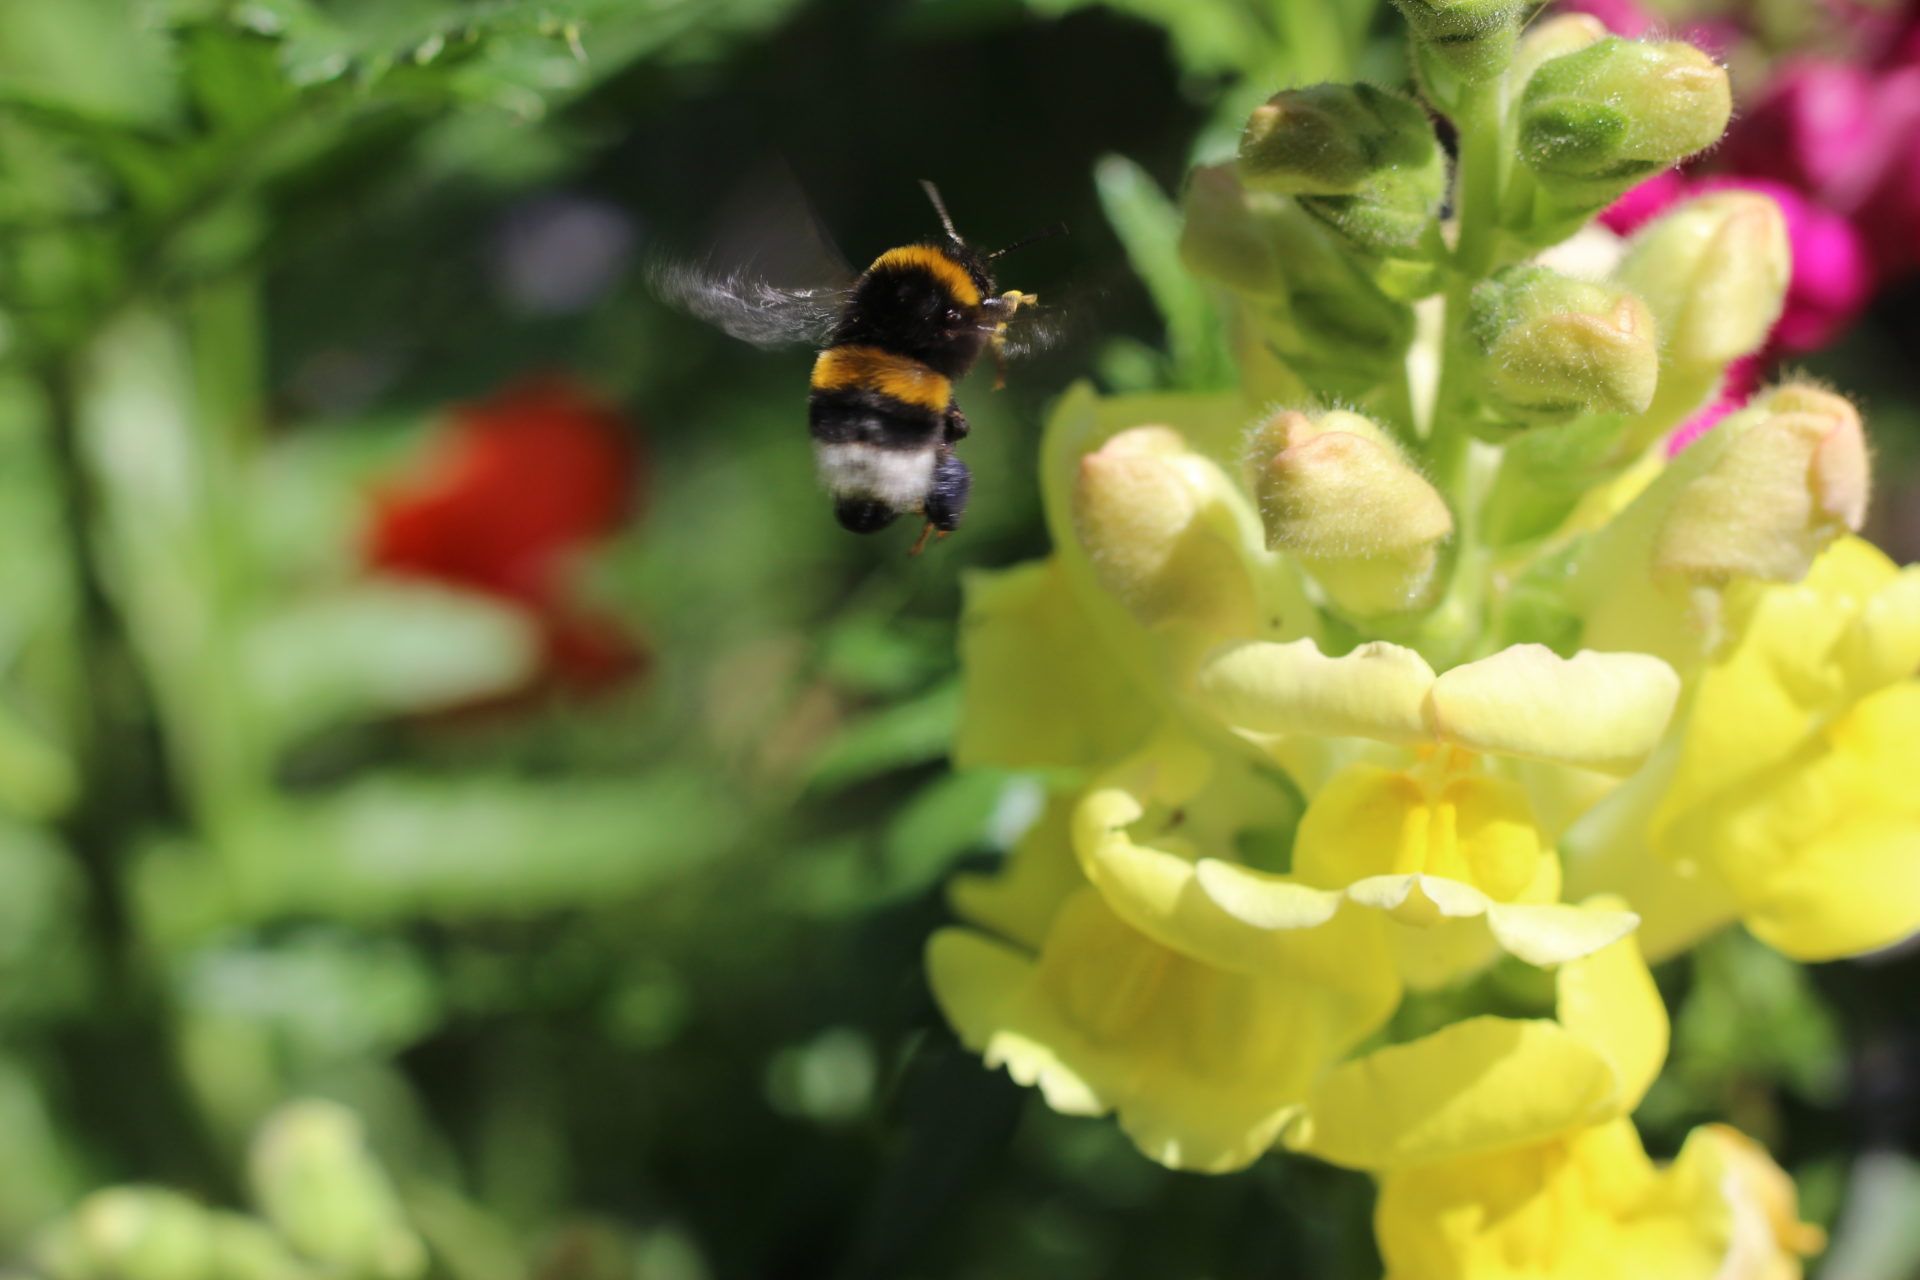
655 183 1051 545
808 243 1013 535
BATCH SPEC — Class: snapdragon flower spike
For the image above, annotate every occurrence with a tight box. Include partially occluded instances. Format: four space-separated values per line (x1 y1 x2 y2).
925 1 1877 1241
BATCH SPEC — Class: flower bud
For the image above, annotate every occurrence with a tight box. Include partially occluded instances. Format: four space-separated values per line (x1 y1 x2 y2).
1181 166 1416 398
1612 190 1790 368
36 1189 210 1280
1072 426 1258 635
1238 84 1445 255
250 1100 427 1280
1512 12 1608 89
1392 0 1526 83
1471 266 1659 427
1519 38 1732 209
1654 384 1870 584
1250 410 1453 617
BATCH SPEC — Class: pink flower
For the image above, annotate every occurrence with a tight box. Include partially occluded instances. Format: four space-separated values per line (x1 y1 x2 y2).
1848 64 1920 273
1597 169 1688 236
1721 61 1883 205
1554 0 1739 54
1667 354 1762 456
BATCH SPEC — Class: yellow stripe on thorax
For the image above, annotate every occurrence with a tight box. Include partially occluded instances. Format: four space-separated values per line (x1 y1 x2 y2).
811 345 952 413
866 245 982 308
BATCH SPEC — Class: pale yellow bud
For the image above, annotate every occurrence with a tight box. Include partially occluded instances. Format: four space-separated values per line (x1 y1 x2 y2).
250 1100 427 1280
1072 426 1257 634
1251 410 1453 617
1614 191 1790 367
1512 13 1608 89
1473 267 1660 426
1655 385 1869 583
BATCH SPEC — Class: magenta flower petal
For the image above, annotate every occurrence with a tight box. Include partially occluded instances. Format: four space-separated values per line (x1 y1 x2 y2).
1850 65 1920 274
1667 355 1762 456
1556 0 1658 35
1599 170 1689 236
1721 60 1883 203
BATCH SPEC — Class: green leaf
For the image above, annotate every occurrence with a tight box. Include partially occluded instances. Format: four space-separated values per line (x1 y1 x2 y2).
0 0 180 126
271 769 744 921
803 682 960 791
1094 154 1234 391
242 581 541 747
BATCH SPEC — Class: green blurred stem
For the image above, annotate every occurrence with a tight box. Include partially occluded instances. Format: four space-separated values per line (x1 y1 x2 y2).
1429 78 1505 495
180 277 274 862
38 355 233 1198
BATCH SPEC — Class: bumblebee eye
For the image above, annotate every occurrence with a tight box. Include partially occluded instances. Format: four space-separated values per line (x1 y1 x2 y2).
945 307 964 326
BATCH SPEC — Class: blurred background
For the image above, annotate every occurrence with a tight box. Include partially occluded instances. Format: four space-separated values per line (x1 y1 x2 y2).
1 1 1918 1277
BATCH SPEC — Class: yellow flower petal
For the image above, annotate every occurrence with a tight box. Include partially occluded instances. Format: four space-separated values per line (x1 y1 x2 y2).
1198 638 1437 743
1292 1015 1619 1169
947 792 1084 951
954 557 1155 774
1375 1118 1780 1280
1431 646 1681 775
1680 682 1920 960
1485 901 1641 968
1072 788 1404 1026
1294 765 1548 901
1557 926 1666 1115
928 890 1374 1173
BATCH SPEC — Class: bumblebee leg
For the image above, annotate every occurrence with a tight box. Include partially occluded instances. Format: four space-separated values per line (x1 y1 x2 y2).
924 450 972 534
908 522 935 557
944 401 970 443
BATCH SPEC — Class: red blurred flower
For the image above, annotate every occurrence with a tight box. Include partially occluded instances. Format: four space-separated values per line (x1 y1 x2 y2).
367 375 647 694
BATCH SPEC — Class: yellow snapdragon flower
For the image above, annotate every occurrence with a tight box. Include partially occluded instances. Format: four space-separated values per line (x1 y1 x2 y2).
1567 536 1920 960
1375 1120 1822 1280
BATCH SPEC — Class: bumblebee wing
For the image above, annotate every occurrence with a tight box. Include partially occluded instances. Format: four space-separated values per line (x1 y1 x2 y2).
984 285 1104 361
651 262 847 348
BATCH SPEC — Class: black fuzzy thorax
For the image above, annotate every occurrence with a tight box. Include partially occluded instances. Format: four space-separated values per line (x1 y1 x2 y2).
827 240 997 378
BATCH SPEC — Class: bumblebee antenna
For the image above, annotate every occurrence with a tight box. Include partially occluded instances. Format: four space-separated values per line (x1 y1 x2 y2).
919 179 962 243
987 222 1068 260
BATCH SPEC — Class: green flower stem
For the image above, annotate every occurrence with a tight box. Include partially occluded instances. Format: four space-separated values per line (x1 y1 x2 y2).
1426 76 1507 548
39 355 233 1200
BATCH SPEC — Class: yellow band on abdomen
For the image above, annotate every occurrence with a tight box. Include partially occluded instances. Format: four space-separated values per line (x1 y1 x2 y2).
811 345 952 413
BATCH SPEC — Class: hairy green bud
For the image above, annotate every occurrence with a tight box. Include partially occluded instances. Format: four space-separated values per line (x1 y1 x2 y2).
1471 266 1660 428
1238 84 1445 255
1519 38 1731 208
1392 0 1526 83
1181 165 1416 399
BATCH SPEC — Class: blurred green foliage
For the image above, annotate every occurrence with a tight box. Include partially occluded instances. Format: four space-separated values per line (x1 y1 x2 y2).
0 1 1915 1278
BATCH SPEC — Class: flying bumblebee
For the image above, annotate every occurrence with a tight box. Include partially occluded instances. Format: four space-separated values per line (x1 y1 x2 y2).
657 181 1058 551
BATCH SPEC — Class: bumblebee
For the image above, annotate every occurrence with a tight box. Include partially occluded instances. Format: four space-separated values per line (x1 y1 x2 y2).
658 182 1054 549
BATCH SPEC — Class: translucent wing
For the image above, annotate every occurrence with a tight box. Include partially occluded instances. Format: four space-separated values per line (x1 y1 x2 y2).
651 261 848 349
